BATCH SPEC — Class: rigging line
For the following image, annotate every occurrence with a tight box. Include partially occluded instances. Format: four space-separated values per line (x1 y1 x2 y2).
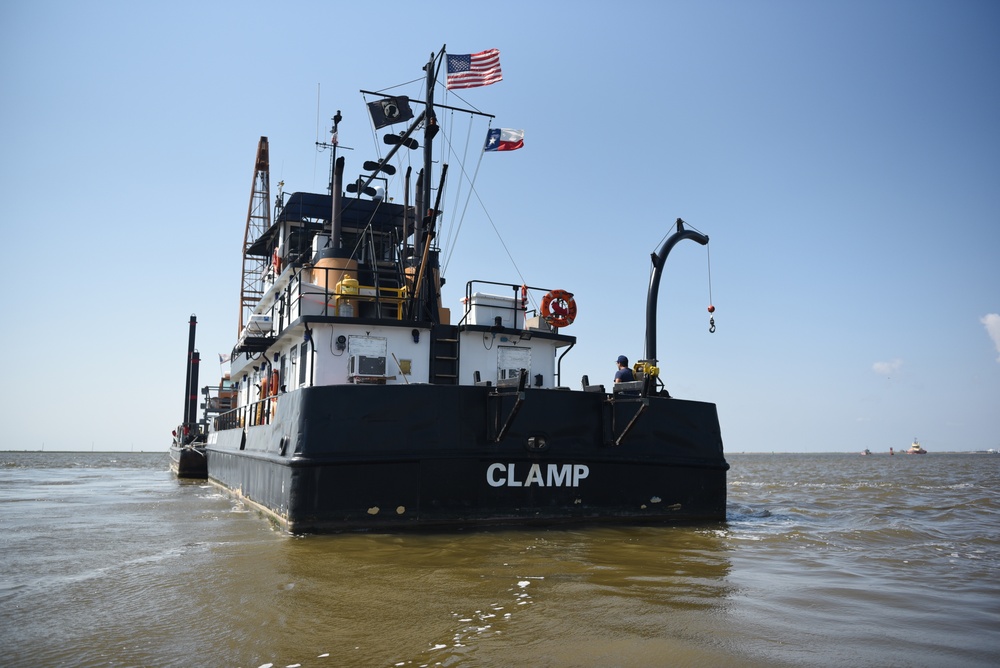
435 81 455 253
445 110 469 253
314 84 321 186
436 82 491 117
706 243 714 305
438 107 457 256
685 220 707 236
443 118 491 260
360 93 385 164
441 129 487 274
445 153 529 292
441 110 476 263
368 76 425 94
651 219 709 253
345 201 385 262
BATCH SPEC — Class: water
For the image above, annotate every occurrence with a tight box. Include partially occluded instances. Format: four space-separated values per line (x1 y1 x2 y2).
1 452 997 667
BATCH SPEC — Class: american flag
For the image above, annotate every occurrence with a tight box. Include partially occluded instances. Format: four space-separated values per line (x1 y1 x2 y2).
446 49 503 90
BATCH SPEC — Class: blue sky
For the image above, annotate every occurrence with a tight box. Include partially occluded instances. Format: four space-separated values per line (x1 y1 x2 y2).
1 0 997 452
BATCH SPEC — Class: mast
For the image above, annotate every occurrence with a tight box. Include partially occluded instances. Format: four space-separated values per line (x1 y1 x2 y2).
644 219 709 364
187 351 200 438
415 49 443 324
329 111 343 251
357 48 489 324
422 51 436 225
182 314 197 427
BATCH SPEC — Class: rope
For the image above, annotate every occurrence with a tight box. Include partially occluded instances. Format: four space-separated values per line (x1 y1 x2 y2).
441 126 488 274
706 243 714 307
706 243 716 333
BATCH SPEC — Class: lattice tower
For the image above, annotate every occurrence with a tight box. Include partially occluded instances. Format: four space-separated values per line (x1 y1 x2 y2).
239 137 271 336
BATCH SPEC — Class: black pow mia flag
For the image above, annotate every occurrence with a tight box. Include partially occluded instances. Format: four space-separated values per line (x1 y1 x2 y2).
367 96 414 129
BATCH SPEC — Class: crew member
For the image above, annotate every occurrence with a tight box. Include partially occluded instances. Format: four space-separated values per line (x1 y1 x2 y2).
614 355 634 383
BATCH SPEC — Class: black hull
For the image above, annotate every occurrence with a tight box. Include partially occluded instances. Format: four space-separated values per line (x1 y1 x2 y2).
170 444 208 479
207 385 728 532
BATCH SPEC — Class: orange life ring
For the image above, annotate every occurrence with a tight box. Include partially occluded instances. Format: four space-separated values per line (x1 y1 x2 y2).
520 284 528 310
272 250 282 273
540 289 577 328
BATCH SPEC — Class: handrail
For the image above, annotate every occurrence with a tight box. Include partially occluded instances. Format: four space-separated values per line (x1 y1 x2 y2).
459 279 539 327
214 396 275 431
291 266 408 320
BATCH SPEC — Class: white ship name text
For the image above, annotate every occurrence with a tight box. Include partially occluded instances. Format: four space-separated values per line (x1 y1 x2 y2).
486 463 590 488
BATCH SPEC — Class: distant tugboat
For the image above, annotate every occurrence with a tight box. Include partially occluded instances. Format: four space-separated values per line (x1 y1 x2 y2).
906 439 927 455
169 315 207 479
170 316 239 478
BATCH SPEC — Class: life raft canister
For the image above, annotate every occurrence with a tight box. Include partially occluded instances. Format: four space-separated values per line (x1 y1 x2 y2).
540 289 577 328
335 274 359 317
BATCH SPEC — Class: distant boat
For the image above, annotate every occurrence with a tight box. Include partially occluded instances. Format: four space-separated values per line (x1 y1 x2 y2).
861 448 871 456
169 315 208 479
906 439 927 455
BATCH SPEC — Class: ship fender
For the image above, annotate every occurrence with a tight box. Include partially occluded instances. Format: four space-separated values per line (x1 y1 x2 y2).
540 289 577 328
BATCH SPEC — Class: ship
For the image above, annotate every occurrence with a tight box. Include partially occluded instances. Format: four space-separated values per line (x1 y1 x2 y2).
169 315 208 479
906 439 928 455
190 47 729 532
170 315 237 478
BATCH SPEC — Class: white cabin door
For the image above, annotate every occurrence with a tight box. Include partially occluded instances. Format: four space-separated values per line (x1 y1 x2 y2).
497 346 531 382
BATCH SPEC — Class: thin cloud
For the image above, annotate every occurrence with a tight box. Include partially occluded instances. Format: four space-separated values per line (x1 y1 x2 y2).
873 359 903 377
982 313 1000 362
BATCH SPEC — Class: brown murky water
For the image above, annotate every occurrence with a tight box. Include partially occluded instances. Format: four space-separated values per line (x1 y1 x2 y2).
2 452 997 667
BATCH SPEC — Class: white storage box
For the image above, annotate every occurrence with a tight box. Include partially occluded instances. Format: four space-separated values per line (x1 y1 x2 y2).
297 282 337 317
465 292 524 329
245 314 273 335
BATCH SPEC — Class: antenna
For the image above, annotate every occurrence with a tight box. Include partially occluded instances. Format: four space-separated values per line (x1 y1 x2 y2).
314 84 320 183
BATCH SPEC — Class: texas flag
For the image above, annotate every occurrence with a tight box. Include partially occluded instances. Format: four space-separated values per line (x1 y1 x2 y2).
484 128 524 152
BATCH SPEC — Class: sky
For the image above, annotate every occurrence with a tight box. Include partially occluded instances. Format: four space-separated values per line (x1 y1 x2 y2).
1 0 997 453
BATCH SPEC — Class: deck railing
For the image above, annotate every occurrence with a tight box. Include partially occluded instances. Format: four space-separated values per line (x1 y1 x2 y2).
285 268 408 321
213 397 275 431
